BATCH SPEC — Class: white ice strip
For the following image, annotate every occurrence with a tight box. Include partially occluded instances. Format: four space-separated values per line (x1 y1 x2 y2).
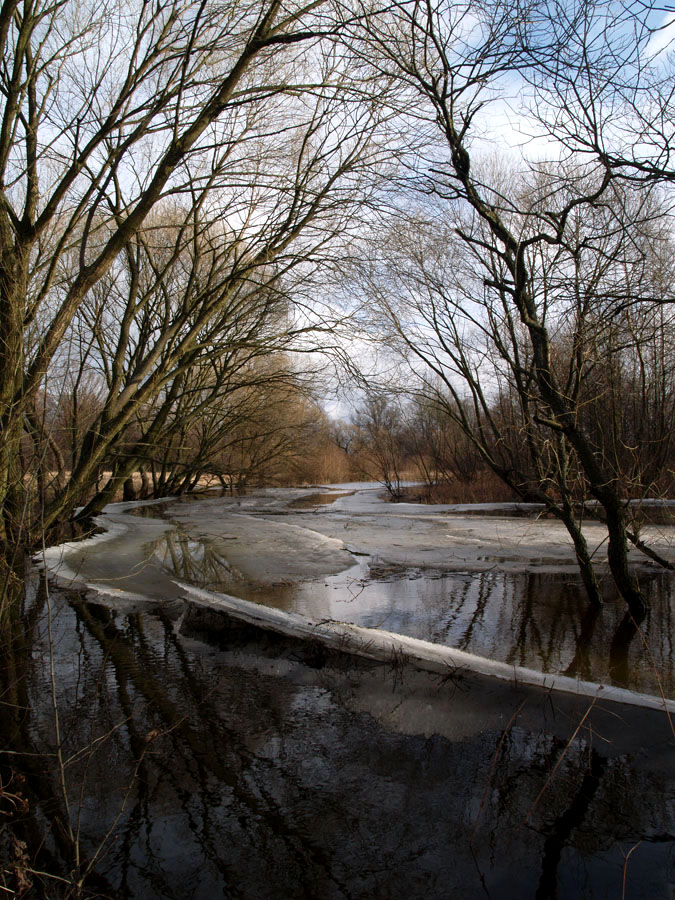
37 516 133 583
35 510 177 604
178 582 675 714
36 497 177 576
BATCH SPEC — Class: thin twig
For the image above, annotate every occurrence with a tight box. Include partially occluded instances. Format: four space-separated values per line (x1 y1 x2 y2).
622 840 642 900
522 696 598 827
471 700 526 846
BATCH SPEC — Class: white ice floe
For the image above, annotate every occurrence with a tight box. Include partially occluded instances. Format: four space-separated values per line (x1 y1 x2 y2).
178 582 675 714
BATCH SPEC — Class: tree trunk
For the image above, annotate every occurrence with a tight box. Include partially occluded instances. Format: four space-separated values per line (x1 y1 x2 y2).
123 476 138 502
0 222 29 548
557 503 602 607
139 468 152 500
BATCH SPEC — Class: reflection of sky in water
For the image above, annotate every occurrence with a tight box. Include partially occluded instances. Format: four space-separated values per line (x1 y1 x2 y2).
156 529 675 699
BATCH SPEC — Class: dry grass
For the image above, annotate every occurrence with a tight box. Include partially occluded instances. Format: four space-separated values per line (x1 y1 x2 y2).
399 472 520 505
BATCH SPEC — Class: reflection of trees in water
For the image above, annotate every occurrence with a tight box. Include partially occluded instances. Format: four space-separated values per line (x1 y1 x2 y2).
0 581 118 896
482 725 673 899
453 573 494 649
149 524 675 696
482 728 610 899
619 575 675 692
3 591 674 898
445 570 675 696
608 611 647 689
562 604 602 682
447 572 593 674
154 531 240 593
63 598 352 898
535 748 607 900
368 567 675 695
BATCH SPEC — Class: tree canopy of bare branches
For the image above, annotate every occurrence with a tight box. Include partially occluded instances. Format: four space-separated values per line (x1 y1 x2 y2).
0 0 392 557
347 0 675 616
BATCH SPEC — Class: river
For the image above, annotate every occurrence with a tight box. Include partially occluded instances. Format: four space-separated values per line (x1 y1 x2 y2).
19 485 675 898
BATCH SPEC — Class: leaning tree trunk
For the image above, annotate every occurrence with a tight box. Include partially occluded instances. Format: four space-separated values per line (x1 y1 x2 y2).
557 501 602 608
434 119 644 619
0 223 30 550
524 320 645 618
486 456 602 607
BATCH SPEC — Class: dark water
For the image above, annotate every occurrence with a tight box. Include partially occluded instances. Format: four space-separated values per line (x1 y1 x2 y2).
154 529 675 699
8 495 675 897
288 491 355 509
5 586 675 900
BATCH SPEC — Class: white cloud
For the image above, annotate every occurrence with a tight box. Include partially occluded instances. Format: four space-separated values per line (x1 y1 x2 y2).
471 92 561 162
646 11 675 59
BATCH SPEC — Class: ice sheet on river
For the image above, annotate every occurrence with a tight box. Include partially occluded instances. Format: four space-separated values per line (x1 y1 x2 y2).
165 486 675 575
38 485 675 709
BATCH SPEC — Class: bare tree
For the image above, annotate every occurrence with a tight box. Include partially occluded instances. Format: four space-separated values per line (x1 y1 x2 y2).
350 0 675 616
0 0 390 564
406 394 484 490
518 0 675 188
359 212 605 604
138 358 325 496
353 393 412 497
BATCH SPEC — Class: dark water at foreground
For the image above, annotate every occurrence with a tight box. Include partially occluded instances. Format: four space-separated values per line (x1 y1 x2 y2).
4 586 675 900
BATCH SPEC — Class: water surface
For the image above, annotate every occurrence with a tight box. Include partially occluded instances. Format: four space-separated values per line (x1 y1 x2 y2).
10 586 675 900
15 488 675 898
154 524 675 698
